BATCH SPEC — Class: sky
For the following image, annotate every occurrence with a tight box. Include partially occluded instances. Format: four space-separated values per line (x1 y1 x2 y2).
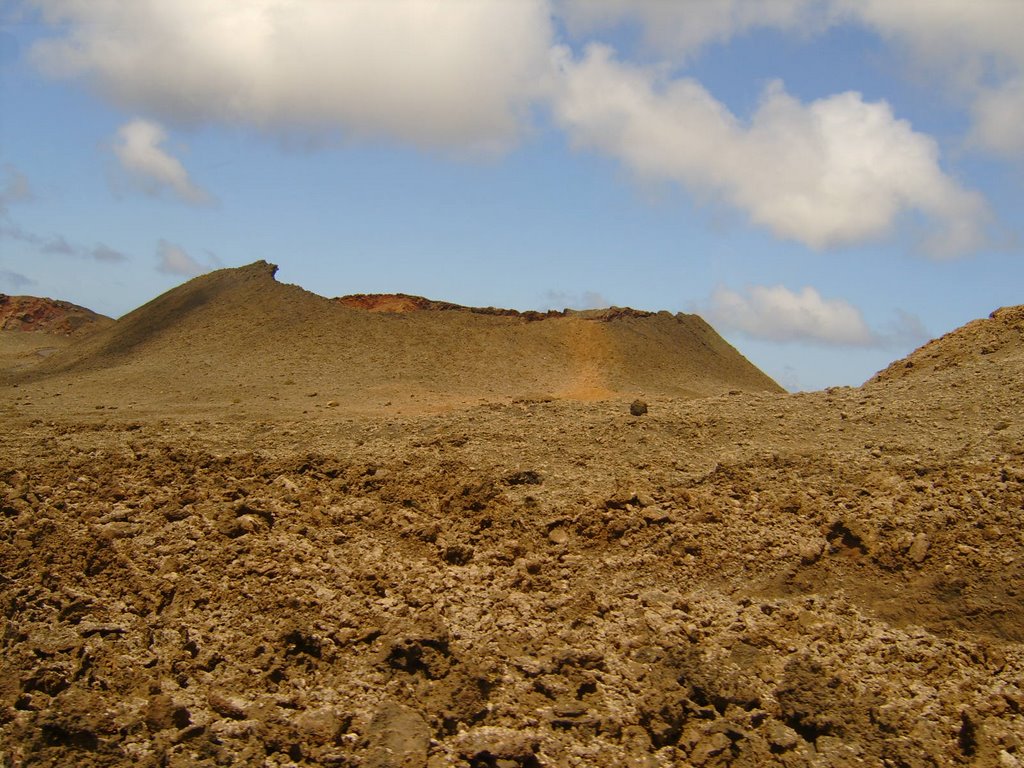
1 1 1022 392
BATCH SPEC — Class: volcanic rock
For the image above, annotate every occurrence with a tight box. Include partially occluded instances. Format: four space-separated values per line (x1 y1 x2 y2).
1 268 1022 767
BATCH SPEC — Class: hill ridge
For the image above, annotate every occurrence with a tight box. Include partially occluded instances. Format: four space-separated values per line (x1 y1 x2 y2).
0 293 112 336
5 261 782 411
870 304 1024 385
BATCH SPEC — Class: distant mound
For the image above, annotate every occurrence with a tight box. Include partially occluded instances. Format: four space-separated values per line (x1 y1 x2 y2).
8 261 782 413
0 294 112 336
870 305 1024 385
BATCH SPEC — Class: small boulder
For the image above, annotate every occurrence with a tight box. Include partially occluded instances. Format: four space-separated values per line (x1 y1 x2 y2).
630 399 648 416
908 533 930 564
364 702 430 768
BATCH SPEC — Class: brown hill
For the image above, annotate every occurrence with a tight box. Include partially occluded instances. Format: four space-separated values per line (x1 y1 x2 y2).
0 295 113 380
1 288 1022 766
0 293 111 336
870 304 1024 386
8 260 782 414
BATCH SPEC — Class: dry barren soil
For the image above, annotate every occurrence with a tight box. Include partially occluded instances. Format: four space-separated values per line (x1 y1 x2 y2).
1 264 1022 767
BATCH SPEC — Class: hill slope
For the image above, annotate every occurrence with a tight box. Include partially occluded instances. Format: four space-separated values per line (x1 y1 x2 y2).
10 261 781 413
870 304 1024 386
0 294 112 336
1 292 1022 766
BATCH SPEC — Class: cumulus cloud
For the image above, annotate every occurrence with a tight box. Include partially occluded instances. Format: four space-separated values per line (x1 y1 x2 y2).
157 240 214 277
559 1 1024 158
113 119 210 204
834 1 1024 157
705 284 875 346
554 46 988 256
30 0 555 151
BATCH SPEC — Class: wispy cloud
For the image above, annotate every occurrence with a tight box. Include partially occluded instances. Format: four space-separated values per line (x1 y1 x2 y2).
91 243 129 263
704 284 876 346
878 308 930 351
1 164 130 264
40 234 76 256
0 268 35 290
540 289 611 311
704 284 933 350
1 220 129 264
113 118 212 204
157 240 217 277
0 163 33 216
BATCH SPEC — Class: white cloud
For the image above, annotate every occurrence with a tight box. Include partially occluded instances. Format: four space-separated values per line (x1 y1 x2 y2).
554 45 988 256
30 0 555 152
559 1 1024 159
705 284 875 346
836 0 1024 68
834 1 1024 157
113 119 210 204
558 0 827 60
157 240 213 277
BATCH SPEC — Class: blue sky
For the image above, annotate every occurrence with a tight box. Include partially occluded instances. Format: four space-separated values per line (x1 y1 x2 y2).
1 1 1022 391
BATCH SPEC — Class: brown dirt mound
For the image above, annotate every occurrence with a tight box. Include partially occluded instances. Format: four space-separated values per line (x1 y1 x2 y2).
870 304 1024 385
3 261 781 413
0 294 112 336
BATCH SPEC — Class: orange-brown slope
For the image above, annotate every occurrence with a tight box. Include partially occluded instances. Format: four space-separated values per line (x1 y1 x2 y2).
0 294 112 336
11 261 781 413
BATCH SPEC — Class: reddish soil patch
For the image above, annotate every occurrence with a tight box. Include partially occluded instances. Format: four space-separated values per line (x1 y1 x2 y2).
0 294 111 336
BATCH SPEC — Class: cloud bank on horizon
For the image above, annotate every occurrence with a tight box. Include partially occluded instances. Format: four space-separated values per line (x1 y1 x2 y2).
2 0 1022 384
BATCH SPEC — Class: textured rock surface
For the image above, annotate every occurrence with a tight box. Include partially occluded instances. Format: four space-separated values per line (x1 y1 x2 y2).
1 270 1022 766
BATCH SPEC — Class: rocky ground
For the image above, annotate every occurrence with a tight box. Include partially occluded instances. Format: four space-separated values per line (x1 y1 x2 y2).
1 284 1022 766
